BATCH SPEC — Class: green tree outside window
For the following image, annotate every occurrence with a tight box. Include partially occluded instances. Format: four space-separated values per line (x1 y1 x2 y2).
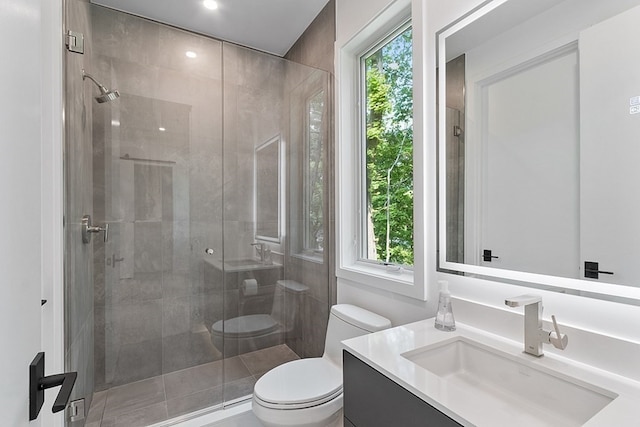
364 26 413 266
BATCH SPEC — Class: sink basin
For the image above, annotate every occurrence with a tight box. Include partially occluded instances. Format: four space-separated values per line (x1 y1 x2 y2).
224 258 266 267
402 337 616 426
205 257 282 272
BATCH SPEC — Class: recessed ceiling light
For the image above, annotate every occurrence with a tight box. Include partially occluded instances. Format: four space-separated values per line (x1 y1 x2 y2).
159 127 166 132
203 0 218 10
185 51 197 59
111 120 120 127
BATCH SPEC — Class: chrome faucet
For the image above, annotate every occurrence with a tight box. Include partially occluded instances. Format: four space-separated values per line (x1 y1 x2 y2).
505 295 568 357
251 242 267 263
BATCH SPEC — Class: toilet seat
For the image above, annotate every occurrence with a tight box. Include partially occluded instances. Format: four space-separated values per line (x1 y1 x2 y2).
254 358 342 410
211 314 279 338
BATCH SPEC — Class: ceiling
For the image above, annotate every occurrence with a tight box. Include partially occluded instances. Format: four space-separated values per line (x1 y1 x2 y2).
90 0 330 56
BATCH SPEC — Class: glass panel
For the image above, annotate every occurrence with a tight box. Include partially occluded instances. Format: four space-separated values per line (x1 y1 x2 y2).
222 43 330 405
89 4 225 420
67 3 331 422
363 26 414 266
64 1 95 422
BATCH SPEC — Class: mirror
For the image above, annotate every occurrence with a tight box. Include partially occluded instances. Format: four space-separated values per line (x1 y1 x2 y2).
255 135 281 242
438 0 640 302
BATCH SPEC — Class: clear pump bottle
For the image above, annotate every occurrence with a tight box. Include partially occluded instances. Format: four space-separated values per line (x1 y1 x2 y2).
434 280 456 331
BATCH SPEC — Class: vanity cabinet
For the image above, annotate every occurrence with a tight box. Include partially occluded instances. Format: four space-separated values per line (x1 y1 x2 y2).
343 351 462 427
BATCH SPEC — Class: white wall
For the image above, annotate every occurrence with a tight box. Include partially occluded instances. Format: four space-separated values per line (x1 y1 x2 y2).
0 0 64 425
335 0 640 380
579 5 640 288
335 0 437 320
41 0 65 425
472 49 579 277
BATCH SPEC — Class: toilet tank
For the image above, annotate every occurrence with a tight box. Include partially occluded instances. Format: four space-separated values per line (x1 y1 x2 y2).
270 280 309 329
323 304 391 366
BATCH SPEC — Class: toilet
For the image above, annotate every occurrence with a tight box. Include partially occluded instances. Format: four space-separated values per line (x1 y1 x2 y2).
252 304 392 427
210 280 308 357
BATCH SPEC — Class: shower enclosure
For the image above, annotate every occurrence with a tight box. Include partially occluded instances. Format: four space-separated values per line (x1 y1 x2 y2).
64 1 331 425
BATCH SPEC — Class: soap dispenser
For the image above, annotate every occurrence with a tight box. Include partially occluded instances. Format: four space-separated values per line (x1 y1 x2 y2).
434 280 456 331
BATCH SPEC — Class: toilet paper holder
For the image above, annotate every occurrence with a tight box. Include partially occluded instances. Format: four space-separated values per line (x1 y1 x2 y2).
241 279 259 296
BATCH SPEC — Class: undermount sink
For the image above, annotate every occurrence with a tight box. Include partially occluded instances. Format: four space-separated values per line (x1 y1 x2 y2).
402 337 617 426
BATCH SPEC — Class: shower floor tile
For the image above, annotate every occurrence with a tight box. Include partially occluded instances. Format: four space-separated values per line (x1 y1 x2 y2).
163 355 251 400
87 344 299 426
239 344 300 376
203 409 265 427
103 376 166 419
101 402 168 427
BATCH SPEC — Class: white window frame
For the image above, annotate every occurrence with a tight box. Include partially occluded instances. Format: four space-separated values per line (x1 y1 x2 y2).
359 20 414 267
336 0 426 300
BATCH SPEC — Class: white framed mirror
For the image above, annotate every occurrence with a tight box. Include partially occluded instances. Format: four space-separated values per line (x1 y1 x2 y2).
255 135 282 242
437 0 640 303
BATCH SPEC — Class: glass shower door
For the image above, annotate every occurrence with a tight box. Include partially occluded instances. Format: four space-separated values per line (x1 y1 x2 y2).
73 4 332 422
91 4 227 419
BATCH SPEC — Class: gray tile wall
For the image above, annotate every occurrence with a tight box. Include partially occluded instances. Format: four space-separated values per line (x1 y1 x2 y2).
222 43 333 359
284 0 337 357
285 0 336 74
222 43 286 263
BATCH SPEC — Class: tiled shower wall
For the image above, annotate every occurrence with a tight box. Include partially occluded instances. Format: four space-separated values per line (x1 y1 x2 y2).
284 0 337 358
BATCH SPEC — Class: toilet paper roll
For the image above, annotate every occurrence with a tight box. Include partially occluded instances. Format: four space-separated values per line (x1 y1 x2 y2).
241 279 258 296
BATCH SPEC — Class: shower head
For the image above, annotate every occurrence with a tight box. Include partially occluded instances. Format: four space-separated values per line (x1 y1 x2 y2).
94 90 120 104
82 70 120 103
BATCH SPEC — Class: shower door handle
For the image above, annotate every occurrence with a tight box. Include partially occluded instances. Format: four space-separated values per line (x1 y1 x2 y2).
82 214 109 243
29 352 78 420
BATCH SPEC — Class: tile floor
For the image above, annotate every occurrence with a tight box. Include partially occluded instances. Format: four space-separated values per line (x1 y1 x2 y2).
202 410 265 427
199 403 343 427
85 344 300 427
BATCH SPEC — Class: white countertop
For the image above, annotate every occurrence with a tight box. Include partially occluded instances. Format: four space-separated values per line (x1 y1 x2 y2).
342 319 640 426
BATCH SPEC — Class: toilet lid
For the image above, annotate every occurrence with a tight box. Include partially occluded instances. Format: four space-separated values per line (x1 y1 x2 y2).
253 358 342 409
212 314 279 338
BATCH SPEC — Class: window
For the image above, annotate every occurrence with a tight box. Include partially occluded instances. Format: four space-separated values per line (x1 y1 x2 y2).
303 90 325 254
361 24 414 266
336 0 424 300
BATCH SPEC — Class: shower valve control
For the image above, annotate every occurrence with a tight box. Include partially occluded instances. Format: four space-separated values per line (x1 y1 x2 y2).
82 214 109 244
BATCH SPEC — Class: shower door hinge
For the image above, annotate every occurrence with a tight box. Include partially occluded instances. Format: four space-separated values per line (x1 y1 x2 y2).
66 30 84 54
68 398 85 422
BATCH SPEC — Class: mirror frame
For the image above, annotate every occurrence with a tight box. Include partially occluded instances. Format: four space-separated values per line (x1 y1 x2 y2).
436 0 640 303
254 134 282 243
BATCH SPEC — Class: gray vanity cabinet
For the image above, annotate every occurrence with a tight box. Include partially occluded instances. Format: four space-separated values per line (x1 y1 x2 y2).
343 351 462 427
